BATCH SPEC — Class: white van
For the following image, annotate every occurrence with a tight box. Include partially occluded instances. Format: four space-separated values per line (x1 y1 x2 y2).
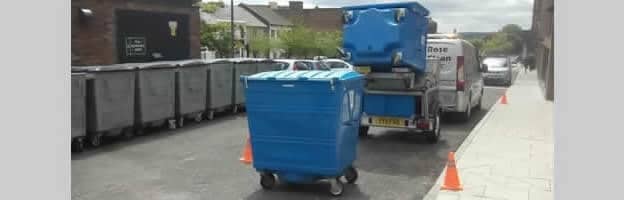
427 34 485 121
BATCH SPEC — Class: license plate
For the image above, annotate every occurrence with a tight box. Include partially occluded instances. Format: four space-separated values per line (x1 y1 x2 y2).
371 117 405 127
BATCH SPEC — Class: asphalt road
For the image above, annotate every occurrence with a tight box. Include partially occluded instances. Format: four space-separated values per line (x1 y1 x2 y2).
72 81 513 200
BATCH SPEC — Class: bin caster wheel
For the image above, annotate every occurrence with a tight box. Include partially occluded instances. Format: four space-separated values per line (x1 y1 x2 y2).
329 178 344 196
90 134 102 147
177 118 184 128
260 173 277 190
359 126 369 137
72 138 84 153
135 128 145 136
206 111 215 120
232 105 239 113
343 166 358 184
168 120 177 130
121 128 133 140
194 114 203 122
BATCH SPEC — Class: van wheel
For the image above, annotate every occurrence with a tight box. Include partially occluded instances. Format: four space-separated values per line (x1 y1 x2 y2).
475 89 483 110
460 98 472 122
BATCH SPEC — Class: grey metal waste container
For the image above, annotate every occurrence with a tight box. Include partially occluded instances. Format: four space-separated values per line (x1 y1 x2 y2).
72 65 136 147
232 59 258 112
206 59 234 119
133 62 178 131
173 59 209 127
71 72 89 152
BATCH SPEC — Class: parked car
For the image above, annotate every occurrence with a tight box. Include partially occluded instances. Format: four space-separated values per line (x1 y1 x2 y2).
427 36 486 121
274 59 331 71
482 56 513 86
322 59 355 71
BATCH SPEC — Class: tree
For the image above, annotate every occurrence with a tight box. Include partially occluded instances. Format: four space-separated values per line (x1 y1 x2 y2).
482 32 513 55
278 25 316 58
469 39 484 54
313 31 342 57
500 24 524 54
277 24 343 58
248 33 273 57
200 22 233 58
196 1 224 13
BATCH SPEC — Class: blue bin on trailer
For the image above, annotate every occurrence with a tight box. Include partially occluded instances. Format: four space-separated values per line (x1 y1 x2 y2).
242 70 364 196
342 2 430 73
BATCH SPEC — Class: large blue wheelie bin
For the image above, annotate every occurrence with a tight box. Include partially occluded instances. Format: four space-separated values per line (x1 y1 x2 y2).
342 2 430 73
242 70 364 196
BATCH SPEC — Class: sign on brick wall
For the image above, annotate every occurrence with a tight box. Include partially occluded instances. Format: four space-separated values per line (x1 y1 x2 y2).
125 37 146 56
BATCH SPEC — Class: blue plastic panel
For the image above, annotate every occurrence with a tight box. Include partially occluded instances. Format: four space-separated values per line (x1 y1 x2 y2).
363 93 419 118
243 70 364 182
343 2 429 73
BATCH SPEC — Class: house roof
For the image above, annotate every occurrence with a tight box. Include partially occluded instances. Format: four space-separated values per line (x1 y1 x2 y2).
240 4 293 26
200 5 267 28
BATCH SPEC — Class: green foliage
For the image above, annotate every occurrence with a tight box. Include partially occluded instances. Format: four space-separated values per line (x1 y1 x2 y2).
314 31 343 57
482 32 513 55
501 24 523 34
471 24 525 56
200 22 232 57
248 33 273 57
196 1 224 13
278 25 343 58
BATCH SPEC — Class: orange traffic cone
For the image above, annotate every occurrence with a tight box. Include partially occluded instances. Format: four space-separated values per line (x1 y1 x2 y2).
239 137 253 165
500 93 508 105
441 152 463 191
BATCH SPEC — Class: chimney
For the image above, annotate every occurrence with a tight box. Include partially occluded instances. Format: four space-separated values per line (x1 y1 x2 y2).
269 1 278 9
289 1 303 11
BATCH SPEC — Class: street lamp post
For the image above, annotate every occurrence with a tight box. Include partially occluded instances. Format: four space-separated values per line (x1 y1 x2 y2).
231 0 235 58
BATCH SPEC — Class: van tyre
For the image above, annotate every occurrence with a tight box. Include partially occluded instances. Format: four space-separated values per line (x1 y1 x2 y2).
359 126 369 137
426 113 441 143
475 89 484 110
460 98 472 122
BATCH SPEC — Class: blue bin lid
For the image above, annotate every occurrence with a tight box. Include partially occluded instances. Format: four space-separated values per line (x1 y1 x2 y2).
343 1 429 16
246 70 362 81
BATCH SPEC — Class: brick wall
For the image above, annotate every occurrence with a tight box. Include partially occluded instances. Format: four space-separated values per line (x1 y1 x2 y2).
72 0 200 65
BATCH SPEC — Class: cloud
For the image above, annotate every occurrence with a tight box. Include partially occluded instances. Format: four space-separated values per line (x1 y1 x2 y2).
207 0 534 32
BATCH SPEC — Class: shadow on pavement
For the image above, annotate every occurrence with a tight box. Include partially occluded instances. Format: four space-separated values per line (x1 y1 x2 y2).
244 181 370 200
71 112 247 160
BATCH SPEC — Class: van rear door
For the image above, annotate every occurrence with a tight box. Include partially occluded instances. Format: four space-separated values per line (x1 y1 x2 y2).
427 41 462 108
427 41 460 88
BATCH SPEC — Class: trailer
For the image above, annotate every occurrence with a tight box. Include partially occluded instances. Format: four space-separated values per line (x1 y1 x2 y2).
342 1 442 142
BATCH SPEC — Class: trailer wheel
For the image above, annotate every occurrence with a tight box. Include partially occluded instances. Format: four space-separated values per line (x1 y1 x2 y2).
359 126 369 137
329 178 344 196
260 173 277 190
426 113 441 143
343 166 358 184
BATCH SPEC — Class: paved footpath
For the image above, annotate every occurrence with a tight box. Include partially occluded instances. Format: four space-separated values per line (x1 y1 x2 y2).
425 71 553 200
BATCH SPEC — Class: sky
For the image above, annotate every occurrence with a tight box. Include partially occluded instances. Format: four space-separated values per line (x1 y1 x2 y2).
204 0 534 33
